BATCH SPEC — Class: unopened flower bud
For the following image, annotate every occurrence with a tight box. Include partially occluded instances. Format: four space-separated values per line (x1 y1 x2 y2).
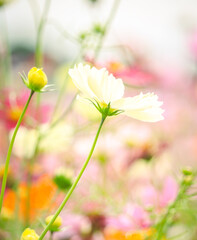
28 67 48 91
53 168 73 191
20 228 39 240
45 215 62 232
182 167 193 176
183 175 194 185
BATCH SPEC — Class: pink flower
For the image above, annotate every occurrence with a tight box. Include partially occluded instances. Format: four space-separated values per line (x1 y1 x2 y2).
55 213 91 239
142 176 178 210
106 62 155 87
0 89 51 129
105 204 151 232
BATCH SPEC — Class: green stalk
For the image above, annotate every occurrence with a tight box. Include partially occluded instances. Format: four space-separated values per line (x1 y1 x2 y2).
154 182 189 240
0 90 34 214
94 0 121 61
38 115 106 240
35 0 51 68
34 0 51 128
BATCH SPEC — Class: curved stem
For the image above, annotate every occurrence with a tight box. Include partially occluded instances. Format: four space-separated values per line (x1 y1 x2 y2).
38 115 106 240
50 49 83 121
0 90 34 214
47 18 80 44
49 93 77 130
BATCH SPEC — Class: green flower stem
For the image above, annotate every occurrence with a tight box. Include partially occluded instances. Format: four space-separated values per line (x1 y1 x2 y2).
50 50 83 122
94 0 121 61
28 0 40 29
49 93 77 130
35 0 51 68
34 0 51 119
154 182 189 240
38 115 106 240
0 90 34 214
47 18 80 44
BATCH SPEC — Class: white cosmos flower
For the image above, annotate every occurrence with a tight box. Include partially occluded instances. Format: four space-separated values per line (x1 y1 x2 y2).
69 63 164 122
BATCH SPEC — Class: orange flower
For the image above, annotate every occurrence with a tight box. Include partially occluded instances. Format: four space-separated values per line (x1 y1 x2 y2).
126 233 143 240
3 175 57 222
104 228 167 240
7 106 23 122
104 229 126 240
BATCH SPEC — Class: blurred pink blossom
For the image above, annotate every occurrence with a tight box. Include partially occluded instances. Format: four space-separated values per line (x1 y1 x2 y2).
0 89 51 129
142 176 178 210
105 204 150 232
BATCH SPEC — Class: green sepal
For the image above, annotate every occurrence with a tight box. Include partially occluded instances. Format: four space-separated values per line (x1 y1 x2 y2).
87 98 124 117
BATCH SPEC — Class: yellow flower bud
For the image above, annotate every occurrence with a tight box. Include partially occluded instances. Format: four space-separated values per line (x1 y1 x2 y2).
20 228 39 240
45 215 62 232
28 67 48 91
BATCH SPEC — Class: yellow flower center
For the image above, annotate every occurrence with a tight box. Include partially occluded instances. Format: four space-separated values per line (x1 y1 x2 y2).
7 107 23 121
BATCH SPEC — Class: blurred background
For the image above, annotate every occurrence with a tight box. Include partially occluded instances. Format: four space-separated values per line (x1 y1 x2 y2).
0 0 197 240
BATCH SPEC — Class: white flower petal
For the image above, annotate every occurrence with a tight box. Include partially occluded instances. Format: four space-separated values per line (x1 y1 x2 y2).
124 107 164 122
69 64 125 104
68 64 96 99
112 93 164 122
99 72 125 103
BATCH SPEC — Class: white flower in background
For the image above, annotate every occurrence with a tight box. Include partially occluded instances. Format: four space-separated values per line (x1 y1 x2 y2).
10 127 38 159
10 124 73 158
39 123 73 153
69 64 164 122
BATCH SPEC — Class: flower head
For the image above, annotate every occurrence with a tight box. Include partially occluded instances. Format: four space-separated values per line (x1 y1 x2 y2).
20 228 39 240
69 64 164 122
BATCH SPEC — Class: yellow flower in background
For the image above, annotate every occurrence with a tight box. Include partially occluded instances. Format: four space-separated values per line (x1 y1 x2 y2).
126 233 143 240
20 228 39 240
45 215 62 232
28 67 48 91
1 207 14 220
69 64 164 122
104 229 126 240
